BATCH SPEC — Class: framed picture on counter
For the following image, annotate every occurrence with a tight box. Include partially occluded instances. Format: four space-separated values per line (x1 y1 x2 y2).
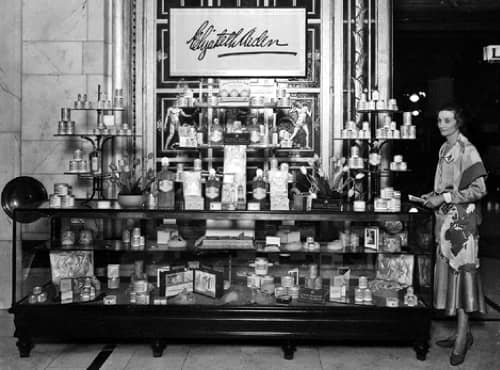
364 227 379 251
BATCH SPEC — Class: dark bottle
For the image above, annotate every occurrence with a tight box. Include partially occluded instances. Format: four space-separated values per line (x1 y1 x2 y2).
157 157 175 209
236 184 246 210
205 168 220 209
175 163 184 210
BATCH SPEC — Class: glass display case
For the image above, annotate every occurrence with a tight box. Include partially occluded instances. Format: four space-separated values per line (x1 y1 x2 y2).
10 204 433 360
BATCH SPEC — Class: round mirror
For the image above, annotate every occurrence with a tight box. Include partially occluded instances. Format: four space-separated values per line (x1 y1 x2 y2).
1 176 48 223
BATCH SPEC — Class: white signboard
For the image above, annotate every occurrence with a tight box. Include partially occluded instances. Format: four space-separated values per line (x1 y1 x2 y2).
169 8 306 77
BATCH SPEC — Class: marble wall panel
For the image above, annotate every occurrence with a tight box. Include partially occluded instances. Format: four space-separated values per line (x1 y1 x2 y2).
21 140 92 174
88 0 105 41
22 75 86 140
0 242 13 308
0 0 21 132
0 134 20 240
23 0 87 41
83 42 105 74
23 42 83 74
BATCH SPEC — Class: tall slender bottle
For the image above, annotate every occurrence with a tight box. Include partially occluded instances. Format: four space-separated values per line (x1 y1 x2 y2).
157 158 175 209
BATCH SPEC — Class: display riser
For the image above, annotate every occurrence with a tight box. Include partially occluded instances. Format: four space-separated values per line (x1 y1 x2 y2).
10 305 431 360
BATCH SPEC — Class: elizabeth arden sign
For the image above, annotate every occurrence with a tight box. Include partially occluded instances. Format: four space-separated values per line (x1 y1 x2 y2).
169 8 306 77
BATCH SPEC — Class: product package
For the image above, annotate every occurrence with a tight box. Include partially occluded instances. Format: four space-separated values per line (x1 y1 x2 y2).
159 268 194 297
49 250 94 285
193 267 224 298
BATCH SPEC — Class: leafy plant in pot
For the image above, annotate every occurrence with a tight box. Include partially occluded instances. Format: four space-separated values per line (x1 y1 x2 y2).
109 153 156 208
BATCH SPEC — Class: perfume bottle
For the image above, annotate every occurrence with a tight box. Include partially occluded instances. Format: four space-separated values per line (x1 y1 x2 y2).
249 117 261 144
210 118 224 145
157 157 175 209
205 168 220 209
404 286 418 307
252 168 267 207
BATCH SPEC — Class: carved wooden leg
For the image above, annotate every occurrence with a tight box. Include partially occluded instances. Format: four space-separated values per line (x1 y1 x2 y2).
16 337 33 358
151 339 167 357
282 340 296 360
414 339 429 361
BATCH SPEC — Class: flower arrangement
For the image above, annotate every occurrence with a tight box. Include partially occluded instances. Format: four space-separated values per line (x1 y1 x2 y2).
109 153 156 195
294 154 331 199
331 156 366 200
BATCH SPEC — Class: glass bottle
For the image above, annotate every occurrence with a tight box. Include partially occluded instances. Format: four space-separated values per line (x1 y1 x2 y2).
89 150 100 174
252 168 267 208
157 157 175 209
210 118 224 145
271 119 279 146
249 117 261 144
205 168 220 209
236 184 246 210
175 164 184 210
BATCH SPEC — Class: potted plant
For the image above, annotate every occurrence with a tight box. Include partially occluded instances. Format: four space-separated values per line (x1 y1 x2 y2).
109 153 156 208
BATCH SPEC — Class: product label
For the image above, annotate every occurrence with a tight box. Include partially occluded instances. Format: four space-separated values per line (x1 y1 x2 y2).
253 187 266 200
206 186 219 199
159 180 173 193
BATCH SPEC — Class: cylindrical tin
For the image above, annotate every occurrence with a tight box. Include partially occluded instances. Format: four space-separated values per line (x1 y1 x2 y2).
288 286 300 299
61 108 71 122
54 183 70 196
49 194 62 208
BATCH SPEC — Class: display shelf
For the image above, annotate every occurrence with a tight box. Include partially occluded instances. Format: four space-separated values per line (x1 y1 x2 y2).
68 107 125 111
63 172 112 179
181 103 291 109
14 204 429 222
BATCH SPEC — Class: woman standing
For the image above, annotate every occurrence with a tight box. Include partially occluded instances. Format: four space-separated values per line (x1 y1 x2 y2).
421 104 487 366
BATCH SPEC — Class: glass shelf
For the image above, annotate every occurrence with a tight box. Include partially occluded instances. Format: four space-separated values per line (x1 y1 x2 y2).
55 132 134 137
357 108 401 113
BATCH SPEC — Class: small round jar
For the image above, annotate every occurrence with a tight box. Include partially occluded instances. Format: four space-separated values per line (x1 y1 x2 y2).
274 286 287 297
354 288 364 303
358 276 368 289
103 295 117 305
314 277 323 290
363 288 373 303
129 291 137 304
261 275 275 294
37 291 47 303
308 263 318 279
33 286 42 295
253 257 271 276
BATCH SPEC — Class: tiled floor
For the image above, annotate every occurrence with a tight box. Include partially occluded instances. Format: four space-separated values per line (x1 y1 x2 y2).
1 257 500 370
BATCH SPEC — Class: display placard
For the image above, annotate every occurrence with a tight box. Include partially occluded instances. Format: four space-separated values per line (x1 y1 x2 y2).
169 8 306 77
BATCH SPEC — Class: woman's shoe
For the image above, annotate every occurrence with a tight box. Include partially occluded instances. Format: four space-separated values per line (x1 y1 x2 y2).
435 335 456 348
436 332 473 349
449 333 473 366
